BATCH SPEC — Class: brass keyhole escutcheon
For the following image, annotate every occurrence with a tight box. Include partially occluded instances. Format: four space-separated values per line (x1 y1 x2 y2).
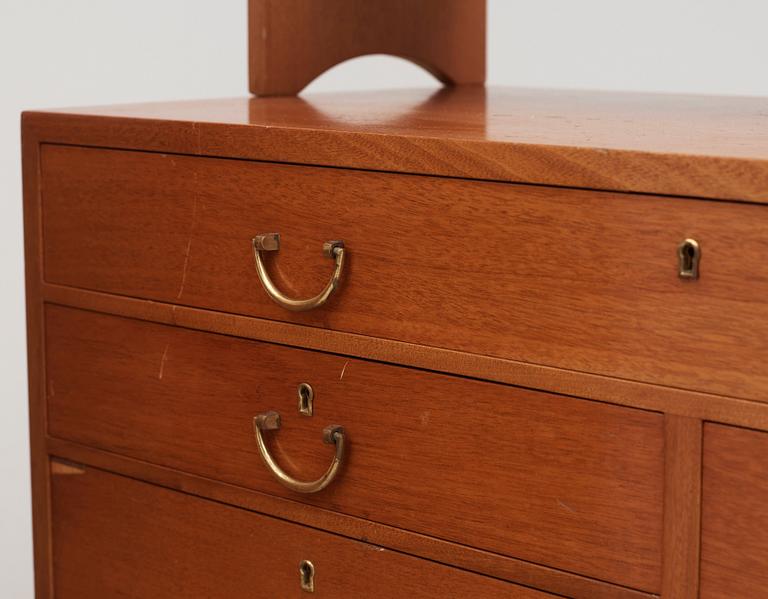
298 383 314 416
678 239 701 280
299 560 315 593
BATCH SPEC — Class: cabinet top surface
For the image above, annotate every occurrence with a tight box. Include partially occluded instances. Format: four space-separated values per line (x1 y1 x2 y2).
24 86 768 202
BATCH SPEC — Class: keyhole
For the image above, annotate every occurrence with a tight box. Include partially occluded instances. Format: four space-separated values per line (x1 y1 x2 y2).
678 239 701 280
297 383 314 416
299 560 315 593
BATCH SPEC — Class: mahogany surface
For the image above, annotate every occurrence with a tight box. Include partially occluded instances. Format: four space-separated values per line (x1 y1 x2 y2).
24 87 768 201
700 424 768 598
661 416 702 599
44 435 656 599
42 145 768 401
248 0 486 96
51 462 551 598
23 111 50 598
22 87 768 599
46 305 664 591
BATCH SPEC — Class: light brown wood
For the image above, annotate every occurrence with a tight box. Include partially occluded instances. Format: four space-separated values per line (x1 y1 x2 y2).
23 87 768 202
45 305 665 592
661 415 702 599
701 424 768 598
42 282 768 431
249 0 486 96
45 436 656 599
25 85 768 599
41 145 768 401
51 461 550 598
49 461 85 476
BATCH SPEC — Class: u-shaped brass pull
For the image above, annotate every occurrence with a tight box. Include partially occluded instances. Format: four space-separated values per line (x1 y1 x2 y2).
253 411 345 494
252 233 345 311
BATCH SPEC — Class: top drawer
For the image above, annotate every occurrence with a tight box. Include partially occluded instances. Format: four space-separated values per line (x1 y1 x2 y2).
41 145 768 400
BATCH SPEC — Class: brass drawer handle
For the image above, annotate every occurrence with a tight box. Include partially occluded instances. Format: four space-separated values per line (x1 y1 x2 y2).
252 233 345 311
253 410 345 494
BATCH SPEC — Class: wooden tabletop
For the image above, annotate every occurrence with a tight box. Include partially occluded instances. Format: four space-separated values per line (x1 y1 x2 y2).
24 86 768 202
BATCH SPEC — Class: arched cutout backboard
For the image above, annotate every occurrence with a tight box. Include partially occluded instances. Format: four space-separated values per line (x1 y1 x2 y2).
249 0 486 96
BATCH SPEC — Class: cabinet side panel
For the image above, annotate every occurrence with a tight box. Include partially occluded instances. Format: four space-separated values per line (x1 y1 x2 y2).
22 119 51 597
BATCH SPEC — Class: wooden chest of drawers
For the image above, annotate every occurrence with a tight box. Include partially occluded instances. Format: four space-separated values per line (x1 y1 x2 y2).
23 87 768 598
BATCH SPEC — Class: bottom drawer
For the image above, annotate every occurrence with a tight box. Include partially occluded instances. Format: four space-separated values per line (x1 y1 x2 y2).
50 461 552 598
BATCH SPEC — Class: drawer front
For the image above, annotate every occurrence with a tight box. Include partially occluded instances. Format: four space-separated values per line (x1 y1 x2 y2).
701 424 768 598
51 462 549 599
46 306 664 591
41 146 768 401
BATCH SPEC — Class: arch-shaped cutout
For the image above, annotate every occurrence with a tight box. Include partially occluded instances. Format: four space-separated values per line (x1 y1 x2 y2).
249 0 486 97
303 54 441 94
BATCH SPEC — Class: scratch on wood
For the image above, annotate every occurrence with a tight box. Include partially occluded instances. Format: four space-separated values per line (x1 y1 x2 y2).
362 541 386 553
557 499 575 514
177 173 199 299
177 239 193 299
339 360 350 380
158 344 170 380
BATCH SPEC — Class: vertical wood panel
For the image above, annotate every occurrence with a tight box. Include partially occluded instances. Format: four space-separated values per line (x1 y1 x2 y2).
21 118 51 598
249 0 486 95
701 424 768 598
661 415 702 598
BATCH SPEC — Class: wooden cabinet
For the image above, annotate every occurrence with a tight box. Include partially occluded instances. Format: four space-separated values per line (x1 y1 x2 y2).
24 88 768 598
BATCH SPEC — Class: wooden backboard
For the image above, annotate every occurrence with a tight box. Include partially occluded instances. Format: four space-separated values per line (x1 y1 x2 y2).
249 0 486 96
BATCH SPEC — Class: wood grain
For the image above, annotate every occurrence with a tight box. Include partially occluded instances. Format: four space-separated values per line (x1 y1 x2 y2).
46 436 656 599
23 86 768 202
700 424 768 598
661 415 702 599
45 305 665 592
41 145 768 401
25 84 768 599
42 282 768 432
21 121 51 598
51 462 551 599
249 0 485 95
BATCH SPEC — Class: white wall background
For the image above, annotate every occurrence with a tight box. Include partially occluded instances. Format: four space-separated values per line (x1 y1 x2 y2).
1 1 767 596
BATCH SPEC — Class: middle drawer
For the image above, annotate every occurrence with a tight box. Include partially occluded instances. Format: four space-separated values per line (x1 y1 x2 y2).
45 305 664 593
